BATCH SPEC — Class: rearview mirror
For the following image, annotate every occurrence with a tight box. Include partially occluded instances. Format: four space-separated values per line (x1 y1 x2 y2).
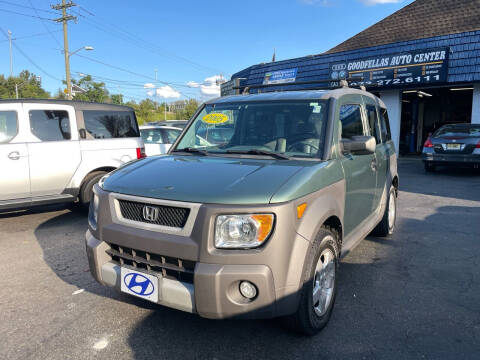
341 136 376 155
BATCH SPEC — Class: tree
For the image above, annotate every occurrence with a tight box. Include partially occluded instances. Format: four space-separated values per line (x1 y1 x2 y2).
111 94 124 105
69 74 109 103
180 99 200 119
0 70 50 99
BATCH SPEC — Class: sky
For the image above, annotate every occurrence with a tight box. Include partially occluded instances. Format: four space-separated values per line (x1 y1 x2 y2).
0 0 414 103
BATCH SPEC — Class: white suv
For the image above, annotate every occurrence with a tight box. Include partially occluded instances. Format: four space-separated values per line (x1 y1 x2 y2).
0 99 145 211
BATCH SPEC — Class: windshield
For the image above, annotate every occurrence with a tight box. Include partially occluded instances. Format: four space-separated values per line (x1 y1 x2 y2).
435 125 480 137
174 100 328 159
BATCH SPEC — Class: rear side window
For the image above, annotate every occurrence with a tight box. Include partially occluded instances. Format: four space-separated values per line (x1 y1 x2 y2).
141 128 164 144
164 129 181 143
0 111 18 143
339 104 364 139
379 108 392 141
83 111 140 139
365 105 381 144
29 110 71 141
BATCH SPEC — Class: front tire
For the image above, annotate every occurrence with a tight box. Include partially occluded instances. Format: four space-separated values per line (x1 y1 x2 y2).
288 227 339 335
372 185 397 237
78 171 107 210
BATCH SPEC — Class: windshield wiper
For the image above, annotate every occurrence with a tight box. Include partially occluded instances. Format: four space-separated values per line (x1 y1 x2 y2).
172 147 209 156
225 149 291 160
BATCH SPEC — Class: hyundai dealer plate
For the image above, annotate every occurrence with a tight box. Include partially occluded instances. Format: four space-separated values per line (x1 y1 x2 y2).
120 267 159 303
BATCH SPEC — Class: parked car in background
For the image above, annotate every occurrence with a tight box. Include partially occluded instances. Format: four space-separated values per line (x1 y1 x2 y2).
0 99 145 211
86 88 398 335
140 125 182 156
147 120 188 129
422 123 480 172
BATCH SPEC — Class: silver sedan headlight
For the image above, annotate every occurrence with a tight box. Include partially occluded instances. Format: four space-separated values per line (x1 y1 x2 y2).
215 214 274 249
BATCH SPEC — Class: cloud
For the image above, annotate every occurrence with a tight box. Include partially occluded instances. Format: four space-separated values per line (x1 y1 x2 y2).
187 75 225 97
155 85 180 99
143 83 155 89
187 81 200 88
359 0 402 5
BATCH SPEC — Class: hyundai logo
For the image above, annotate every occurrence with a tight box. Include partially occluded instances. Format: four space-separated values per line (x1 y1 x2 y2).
143 205 159 222
123 273 154 296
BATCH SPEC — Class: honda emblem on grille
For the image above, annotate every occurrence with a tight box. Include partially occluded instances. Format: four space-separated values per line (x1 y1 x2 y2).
142 205 159 222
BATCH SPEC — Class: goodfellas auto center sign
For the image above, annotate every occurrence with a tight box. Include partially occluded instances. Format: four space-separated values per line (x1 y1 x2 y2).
329 47 449 88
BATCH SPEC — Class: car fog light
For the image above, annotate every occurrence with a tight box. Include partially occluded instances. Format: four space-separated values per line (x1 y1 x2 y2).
239 281 257 299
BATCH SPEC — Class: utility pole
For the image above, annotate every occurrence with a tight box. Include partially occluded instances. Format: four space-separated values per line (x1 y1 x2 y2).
8 30 13 77
52 0 77 100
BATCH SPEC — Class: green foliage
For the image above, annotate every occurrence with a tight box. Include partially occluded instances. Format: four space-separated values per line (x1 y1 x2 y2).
0 70 50 99
69 75 109 103
110 94 124 105
180 99 200 119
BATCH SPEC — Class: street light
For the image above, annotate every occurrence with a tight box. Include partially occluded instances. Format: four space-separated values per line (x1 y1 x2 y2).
65 45 94 99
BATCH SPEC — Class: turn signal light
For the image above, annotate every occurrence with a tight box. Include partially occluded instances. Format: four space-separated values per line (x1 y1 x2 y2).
136 147 147 159
297 203 308 219
424 138 434 148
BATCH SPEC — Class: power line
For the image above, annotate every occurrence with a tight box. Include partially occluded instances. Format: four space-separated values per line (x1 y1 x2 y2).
71 5 224 75
0 7 53 20
28 0 62 47
0 26 62 82
0 0 60 15
0 29 63 42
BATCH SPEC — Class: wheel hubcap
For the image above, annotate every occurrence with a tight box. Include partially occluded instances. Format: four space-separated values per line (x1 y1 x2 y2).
312 246 335 317
388 191 396 230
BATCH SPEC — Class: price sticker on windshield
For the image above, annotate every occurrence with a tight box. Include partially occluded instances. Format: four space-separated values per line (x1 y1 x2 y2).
202 113 228 124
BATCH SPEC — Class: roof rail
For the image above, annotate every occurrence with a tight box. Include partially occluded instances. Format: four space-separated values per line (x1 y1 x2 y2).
236 78 365 95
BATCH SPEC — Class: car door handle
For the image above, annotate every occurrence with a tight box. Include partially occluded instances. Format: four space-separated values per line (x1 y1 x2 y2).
8 151 21 160
370 159 377 171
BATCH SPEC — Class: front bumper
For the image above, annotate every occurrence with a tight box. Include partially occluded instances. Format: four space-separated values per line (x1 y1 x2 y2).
86 229 278 319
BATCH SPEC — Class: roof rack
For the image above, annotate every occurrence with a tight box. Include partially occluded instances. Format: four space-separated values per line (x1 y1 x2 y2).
235 78 366 95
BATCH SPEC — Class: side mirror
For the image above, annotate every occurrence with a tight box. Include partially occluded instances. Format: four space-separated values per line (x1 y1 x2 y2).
341 135 376 155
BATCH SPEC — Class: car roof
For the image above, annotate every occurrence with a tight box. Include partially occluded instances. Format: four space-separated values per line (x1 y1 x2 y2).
440 123 479 128
0 98 134 112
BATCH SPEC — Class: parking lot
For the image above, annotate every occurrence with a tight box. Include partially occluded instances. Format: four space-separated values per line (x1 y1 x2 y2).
0 158 479 360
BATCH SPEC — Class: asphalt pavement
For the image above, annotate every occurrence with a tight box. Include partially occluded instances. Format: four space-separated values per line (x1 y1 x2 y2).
0 158 479 360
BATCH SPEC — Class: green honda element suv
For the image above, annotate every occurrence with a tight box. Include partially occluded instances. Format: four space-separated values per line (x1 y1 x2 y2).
86 87 398 335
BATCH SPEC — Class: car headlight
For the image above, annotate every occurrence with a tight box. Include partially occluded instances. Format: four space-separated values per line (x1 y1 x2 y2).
215 214 274 249
88 193 99 230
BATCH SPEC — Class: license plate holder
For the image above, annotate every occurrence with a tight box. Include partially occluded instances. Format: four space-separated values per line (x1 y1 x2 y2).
120 267 159 303
446 143 461 150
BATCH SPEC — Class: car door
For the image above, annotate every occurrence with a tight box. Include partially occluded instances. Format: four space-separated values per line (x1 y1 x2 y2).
24 104 81 197
338 100 377 237
0 103 30 201
363 96 387 212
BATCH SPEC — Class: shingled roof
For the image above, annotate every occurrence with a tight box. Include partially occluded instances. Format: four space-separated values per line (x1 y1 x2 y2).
326 0 480 54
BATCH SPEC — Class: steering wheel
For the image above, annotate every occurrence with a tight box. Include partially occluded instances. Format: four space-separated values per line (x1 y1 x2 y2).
287 139 320 153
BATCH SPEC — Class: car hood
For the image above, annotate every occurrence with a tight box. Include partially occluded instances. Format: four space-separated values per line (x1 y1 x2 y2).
102 155 311 205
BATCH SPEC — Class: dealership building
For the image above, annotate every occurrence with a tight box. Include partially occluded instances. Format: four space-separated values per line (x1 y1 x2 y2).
223 0 480 154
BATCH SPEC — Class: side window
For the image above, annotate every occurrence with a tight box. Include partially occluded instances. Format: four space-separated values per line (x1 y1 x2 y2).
141 129 164 144
379 108 392 142
164 129 181 144
29 110 71 141
0 111 18 143
83 111 140 139
365 104 382 144
339 104 364 139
